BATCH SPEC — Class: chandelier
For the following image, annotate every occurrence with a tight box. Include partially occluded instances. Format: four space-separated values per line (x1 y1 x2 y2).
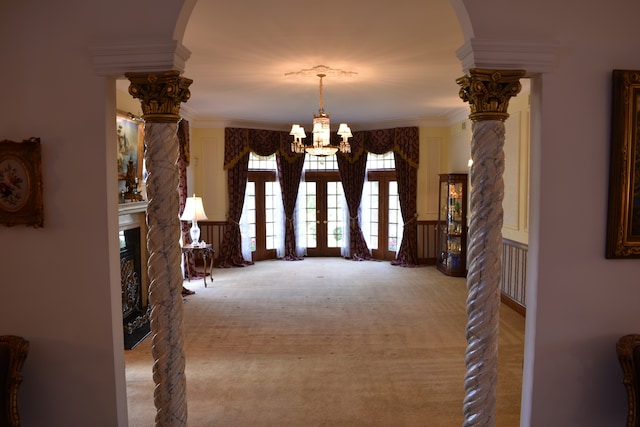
290 73 352 156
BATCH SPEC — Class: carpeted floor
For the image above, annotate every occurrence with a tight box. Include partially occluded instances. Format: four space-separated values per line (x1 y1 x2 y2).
125 258 525 426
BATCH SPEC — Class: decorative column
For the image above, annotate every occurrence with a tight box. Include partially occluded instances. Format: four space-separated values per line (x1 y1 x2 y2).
456 68 524 427
126 70 193 427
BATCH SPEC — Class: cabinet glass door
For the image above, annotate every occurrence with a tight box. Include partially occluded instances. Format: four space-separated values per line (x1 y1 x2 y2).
438 174 467 276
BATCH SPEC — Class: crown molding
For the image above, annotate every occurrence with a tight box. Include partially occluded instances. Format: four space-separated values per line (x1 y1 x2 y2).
90 40 191 78
190 115 461 131
191 118 290 131
456 38 560 75
446 107 473 125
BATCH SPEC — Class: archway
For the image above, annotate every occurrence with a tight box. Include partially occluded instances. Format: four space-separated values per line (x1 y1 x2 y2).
123 1 534 425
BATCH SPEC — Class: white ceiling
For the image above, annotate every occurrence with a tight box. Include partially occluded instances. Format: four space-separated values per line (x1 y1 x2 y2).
172 1 468 130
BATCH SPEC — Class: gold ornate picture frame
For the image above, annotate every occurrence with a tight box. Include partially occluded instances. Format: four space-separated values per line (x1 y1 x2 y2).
0 137 43 227
116 110 143 182
607 70 640 258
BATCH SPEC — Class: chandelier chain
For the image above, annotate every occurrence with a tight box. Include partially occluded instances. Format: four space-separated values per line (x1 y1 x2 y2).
318 73 325 113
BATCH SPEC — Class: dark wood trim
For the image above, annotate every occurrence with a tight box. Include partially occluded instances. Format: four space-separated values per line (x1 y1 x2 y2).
368 171 398 261
502 238 528 251
247 172 278 261
501 294 526 316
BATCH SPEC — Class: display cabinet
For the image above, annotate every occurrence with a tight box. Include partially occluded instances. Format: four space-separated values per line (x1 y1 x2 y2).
437 173 468 277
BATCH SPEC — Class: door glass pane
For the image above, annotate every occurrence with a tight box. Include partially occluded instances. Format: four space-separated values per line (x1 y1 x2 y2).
303 154 338 171
265 182 277 250
363 181 379 250
301 182 317 248
388 181 403 252
242 182 256 252
367 152 395 169
326 182 344 248
248 152 277 169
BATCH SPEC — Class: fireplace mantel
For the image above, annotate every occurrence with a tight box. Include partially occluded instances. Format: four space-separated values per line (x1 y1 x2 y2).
119 200 147 217
118 201 148 231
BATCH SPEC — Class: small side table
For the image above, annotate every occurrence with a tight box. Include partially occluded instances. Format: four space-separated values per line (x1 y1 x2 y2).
181 243 215 287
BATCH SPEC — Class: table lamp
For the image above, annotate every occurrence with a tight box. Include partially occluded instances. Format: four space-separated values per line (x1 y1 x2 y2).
180 194 208 246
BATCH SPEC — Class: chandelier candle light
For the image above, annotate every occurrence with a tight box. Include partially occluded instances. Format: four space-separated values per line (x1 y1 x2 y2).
290 72 352 156
180 194 208 246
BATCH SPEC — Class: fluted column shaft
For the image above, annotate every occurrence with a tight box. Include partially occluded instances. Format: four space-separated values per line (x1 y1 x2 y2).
456 69 524 427
126 71 193 427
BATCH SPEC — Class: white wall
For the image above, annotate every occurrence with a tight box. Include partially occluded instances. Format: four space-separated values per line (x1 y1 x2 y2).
448 118 472 173
419 127 448 221
189 128 227 221
503 90 530 244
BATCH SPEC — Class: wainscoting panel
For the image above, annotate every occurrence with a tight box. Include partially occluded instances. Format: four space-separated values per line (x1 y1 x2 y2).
501 238 527 315
198 221 226 259
417 220 438 265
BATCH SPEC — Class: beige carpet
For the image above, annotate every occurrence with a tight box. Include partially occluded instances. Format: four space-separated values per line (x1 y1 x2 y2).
125 258 525 426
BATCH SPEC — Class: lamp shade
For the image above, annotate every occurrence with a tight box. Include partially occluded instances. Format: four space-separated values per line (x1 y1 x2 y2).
337 123 352 138
180 195 208 221
289 124 306 139
180 194 208 245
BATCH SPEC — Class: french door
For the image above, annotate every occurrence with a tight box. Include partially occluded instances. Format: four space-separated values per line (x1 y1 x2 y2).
299 172 345 257
244 171 278 261
364 170 403 261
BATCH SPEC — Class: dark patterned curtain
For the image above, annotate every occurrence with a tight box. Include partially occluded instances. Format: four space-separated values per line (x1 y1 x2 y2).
337 131 371 260
217 128 253 267
177 119 200 276
389 128 419 267
363 127 420 267
277 145 305 260
218 128 303 266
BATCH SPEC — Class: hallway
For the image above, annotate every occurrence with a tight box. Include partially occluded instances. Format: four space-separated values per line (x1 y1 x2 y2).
125 258 525 426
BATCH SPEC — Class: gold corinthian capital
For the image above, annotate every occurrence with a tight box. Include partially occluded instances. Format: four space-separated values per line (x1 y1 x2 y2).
125 70 193 123
456 68 526 122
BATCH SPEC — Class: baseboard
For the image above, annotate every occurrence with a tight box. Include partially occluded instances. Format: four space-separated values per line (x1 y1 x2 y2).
501 293 526 317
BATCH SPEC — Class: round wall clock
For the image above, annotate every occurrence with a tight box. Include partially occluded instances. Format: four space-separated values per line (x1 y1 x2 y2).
0 137 43 227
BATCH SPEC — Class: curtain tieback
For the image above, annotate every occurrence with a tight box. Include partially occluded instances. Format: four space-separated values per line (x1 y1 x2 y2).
226 214 240 226
403 213 418 225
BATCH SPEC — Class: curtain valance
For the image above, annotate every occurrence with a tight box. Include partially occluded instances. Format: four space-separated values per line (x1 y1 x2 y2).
224 128 303 170
338 127 419 168
225 126 419 169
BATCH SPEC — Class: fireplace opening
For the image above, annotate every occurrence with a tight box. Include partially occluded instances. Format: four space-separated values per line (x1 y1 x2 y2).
120 227 150 349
